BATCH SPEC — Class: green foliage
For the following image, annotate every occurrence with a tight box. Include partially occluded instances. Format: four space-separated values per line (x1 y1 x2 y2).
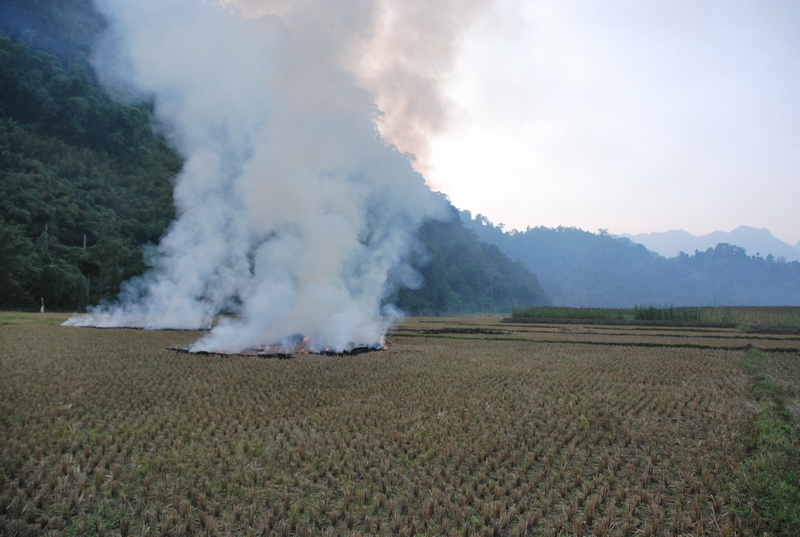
32 258 89 311
396 205 550 315
0 33 178 170
0 218 37 307
736 348 800 536
0 20 178 310
510 305 705 323
0 0 104 66
698 306 800 326
0 116 175 310
511 307 627 321
511 305 800 326
576 415 588 431
632 304 703 322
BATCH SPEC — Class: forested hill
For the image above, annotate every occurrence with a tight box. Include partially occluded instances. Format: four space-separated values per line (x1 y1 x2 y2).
462 211 800 307
0 1 549 314
397 204 550 314
0 0 180 310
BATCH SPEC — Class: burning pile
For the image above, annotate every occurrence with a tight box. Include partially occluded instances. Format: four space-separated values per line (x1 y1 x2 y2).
172 337 387 359
63 0 450 354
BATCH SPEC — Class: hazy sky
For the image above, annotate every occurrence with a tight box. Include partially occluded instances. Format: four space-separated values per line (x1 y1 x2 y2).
424 0 800 244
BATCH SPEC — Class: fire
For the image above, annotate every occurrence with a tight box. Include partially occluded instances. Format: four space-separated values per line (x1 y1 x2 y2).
173 339 387 358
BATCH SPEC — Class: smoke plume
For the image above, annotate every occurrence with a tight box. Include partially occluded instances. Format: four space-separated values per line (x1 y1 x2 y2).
227 0 491 176
65 0 481 353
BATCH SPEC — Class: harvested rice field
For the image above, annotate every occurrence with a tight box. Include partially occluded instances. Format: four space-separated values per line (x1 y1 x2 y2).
1 312 798 536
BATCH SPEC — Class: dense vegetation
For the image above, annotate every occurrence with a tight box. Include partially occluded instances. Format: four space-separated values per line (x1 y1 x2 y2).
0 0 179 310
462 212 800 307
396 205 549 315
510 305 800 326
511 306 703 323
0 36 180 310
0 2 548 314
4 313 798 535
739 348 800 535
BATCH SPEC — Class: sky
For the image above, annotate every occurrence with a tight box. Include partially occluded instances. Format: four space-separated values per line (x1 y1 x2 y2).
422 0 800 244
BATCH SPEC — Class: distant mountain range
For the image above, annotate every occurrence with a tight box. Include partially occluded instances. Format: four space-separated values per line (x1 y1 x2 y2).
462 212 800 307
624 226 800 262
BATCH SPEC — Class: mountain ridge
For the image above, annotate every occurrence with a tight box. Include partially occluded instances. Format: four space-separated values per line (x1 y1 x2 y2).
624 225 800 262
462 211 800 307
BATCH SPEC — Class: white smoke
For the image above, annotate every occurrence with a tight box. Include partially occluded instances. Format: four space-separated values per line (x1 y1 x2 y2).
228 0 492 176
63 0 480 353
